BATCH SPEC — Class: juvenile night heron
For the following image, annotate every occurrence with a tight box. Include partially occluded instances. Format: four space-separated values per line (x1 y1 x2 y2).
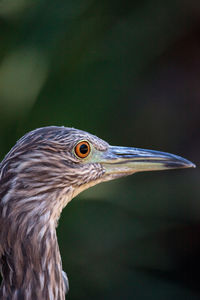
0 126 195 300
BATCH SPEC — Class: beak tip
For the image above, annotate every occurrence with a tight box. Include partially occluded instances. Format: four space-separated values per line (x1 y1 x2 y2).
190 163 196 168
163 159 196 170
183 159 196 169
178 161 196 169
174 156 196 169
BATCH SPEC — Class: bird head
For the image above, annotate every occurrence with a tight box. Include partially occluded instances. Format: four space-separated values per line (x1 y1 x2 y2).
1 126 195 220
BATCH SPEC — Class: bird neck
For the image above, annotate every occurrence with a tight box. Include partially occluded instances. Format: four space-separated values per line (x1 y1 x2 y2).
0 208 66 300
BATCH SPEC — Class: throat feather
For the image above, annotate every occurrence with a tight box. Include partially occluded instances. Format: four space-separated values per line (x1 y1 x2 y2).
0 213 66 300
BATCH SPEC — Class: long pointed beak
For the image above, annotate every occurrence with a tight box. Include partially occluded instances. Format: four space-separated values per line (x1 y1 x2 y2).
101 146 195 176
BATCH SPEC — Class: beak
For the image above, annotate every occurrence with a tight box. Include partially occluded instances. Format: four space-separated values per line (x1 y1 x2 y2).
101 146 196 177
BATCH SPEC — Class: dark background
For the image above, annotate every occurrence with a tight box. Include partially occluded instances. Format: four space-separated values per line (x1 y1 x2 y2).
0 0 199 299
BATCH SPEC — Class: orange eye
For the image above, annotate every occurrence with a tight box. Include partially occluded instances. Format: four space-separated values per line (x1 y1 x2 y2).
75 141 90 158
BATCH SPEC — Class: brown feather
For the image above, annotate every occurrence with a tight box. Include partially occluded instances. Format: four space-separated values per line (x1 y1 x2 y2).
0 126 107 300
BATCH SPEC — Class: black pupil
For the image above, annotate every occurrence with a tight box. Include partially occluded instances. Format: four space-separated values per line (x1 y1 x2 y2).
79 144 88 154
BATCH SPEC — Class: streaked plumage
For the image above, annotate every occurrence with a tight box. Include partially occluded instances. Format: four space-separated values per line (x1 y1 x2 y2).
0 126 195 300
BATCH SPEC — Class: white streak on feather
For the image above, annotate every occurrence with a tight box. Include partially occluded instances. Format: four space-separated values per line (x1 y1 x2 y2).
39 273 44 289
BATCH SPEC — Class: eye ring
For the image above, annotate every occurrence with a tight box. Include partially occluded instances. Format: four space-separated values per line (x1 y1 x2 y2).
74 141 91 159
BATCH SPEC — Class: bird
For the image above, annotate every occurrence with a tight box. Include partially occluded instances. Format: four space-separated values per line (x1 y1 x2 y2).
0 126 195 300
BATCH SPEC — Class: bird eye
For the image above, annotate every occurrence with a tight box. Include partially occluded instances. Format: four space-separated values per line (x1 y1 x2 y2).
75 141 91 158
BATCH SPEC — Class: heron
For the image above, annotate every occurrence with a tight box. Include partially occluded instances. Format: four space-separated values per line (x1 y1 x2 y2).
0 126 195 300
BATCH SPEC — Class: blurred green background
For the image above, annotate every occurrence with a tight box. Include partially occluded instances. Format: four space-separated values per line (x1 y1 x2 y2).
0 0 199 299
